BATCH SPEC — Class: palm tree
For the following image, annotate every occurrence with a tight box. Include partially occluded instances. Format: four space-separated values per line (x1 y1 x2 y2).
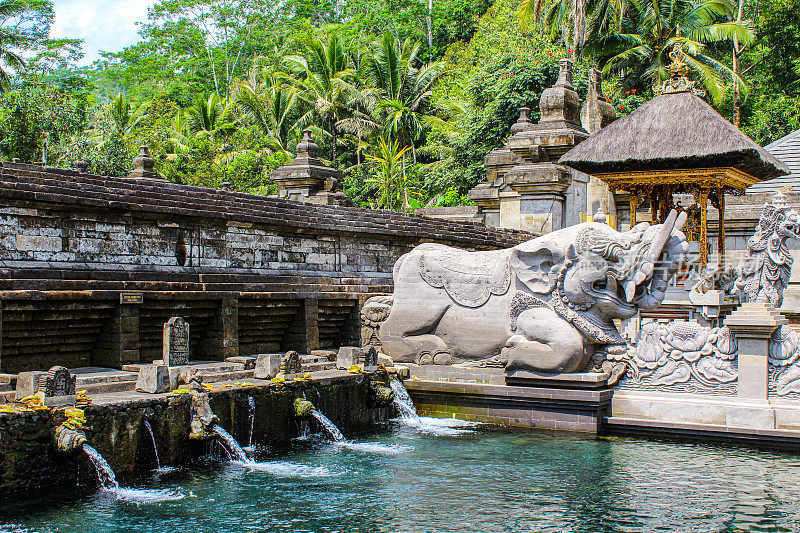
341 35 443 162
284 34 359 164
236 73 312 155
365 138 420 212
190 93 236 137
582 0 754 102
87 93 150 147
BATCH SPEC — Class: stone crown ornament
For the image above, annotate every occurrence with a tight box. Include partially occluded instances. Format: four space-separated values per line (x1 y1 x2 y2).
654 43 705 98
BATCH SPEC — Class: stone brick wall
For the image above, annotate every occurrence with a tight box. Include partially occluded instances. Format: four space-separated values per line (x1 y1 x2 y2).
0 162 529 372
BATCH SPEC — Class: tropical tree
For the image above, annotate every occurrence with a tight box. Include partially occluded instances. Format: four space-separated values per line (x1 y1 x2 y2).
365 138 420 211
86 93 150 147
0 0 81 90
520 0 588 58
582 0 754 102
236 72 311 155
190 92 236 136
284 34 359 164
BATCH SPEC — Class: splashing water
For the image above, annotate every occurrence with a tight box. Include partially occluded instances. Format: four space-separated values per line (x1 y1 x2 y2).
213 424 335 477
389 379 421 422
82 444 186 503
246 396 255 448
211 425 249 463
143 421 161 471
389 379 478 435
310 409 346 442
309 408 410 455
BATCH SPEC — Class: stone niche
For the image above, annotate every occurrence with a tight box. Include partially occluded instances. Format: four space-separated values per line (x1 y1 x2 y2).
470 60 616 233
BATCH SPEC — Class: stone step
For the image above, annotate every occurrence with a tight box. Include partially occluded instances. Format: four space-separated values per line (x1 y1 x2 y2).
300 354 328 364
302 361 336 372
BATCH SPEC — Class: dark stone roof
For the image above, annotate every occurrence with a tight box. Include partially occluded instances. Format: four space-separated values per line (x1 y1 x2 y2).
747 129 800 194
0 161 529 249
559 91 790 181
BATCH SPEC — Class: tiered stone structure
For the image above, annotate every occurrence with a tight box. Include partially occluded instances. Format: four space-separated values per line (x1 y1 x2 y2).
580 68 617 223
468 60 591 233
270 130 352 206
0 161 526 373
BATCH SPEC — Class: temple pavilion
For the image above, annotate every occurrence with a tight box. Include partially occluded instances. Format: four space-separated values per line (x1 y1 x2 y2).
560 47 790 269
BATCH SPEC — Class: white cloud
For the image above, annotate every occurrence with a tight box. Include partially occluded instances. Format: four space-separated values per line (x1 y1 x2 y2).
52 0 157 65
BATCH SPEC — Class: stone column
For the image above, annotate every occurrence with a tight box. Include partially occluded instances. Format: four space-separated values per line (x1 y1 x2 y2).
303 298 320 352
94 303 140 369
220 297 239 360
724 302 786 428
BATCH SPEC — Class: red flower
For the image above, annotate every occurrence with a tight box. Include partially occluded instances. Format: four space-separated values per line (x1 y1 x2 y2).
625 90 631 94
632 88 637 93
619 105 626 110
567 48 574 53
548 52 553 56
535 61 541 65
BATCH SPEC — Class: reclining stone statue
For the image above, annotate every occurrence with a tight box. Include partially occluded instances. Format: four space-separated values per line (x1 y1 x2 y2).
375 210 689 374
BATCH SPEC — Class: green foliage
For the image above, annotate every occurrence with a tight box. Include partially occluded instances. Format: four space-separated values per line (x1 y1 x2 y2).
0 82 83 161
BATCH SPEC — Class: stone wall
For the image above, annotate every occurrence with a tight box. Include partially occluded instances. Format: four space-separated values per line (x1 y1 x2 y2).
0 162 528 372
0 375 391 499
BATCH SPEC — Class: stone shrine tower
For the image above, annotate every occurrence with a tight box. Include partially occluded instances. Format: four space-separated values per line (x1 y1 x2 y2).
270 130 353 206
469 59 591 233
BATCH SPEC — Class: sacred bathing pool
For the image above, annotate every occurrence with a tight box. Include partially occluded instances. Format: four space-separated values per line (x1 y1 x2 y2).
4 57 800 530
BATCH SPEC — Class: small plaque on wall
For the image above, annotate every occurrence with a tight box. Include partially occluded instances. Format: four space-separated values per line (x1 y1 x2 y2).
120 292 144 304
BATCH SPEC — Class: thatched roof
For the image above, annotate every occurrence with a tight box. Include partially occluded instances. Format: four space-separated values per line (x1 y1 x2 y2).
559 91 790 181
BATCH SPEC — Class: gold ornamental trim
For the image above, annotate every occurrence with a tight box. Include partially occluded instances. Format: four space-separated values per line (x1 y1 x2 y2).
596 167 758 192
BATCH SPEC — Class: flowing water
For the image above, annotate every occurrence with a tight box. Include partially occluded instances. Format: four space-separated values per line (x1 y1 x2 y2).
309 409 407 455
10 427 800 531
211 425 250 462
390 378 478 435
143 421 160 470
246 396 256 448
309 409 346 442
81 444 186 504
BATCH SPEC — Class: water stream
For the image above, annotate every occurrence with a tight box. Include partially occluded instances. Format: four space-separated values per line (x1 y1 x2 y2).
310 408 409 455
82 444 185 503
389 379 478 436
211 425 250 462
143 421 161 470
246 396 255 448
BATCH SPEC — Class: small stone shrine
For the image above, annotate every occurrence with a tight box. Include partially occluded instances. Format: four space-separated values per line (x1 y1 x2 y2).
129 145 158 179
280 350 302 376
163 317 190 366
270 130 353 206
469 59 592 233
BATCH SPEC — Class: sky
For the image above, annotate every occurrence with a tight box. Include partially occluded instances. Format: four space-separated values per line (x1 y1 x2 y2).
51 0 158 65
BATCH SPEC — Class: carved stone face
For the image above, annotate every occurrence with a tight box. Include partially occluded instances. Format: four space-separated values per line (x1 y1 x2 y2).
560 222 686 320
775 209 800 242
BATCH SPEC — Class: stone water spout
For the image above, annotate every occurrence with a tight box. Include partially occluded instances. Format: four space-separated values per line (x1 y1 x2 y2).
183 372 219 439
55 408 88 453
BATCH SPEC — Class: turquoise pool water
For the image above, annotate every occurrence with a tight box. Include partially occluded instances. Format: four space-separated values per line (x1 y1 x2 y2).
3 419 800 532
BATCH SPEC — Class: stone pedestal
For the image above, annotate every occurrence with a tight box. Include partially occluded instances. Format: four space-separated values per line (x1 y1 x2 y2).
726 302 787 401
254 353 281 379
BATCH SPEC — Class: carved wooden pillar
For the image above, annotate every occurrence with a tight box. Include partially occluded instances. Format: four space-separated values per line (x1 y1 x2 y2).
629 190 639 228
650 186 659 223
659 186 671 224
717 190 725 269
698 188 709 269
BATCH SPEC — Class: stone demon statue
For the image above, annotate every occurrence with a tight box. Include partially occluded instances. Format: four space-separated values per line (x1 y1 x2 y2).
736 189 800 307
372 210 688 374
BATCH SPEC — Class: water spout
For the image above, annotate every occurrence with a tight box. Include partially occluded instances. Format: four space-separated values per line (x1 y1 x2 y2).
83 444 119 491
143 420 161 471
82 443 186 502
